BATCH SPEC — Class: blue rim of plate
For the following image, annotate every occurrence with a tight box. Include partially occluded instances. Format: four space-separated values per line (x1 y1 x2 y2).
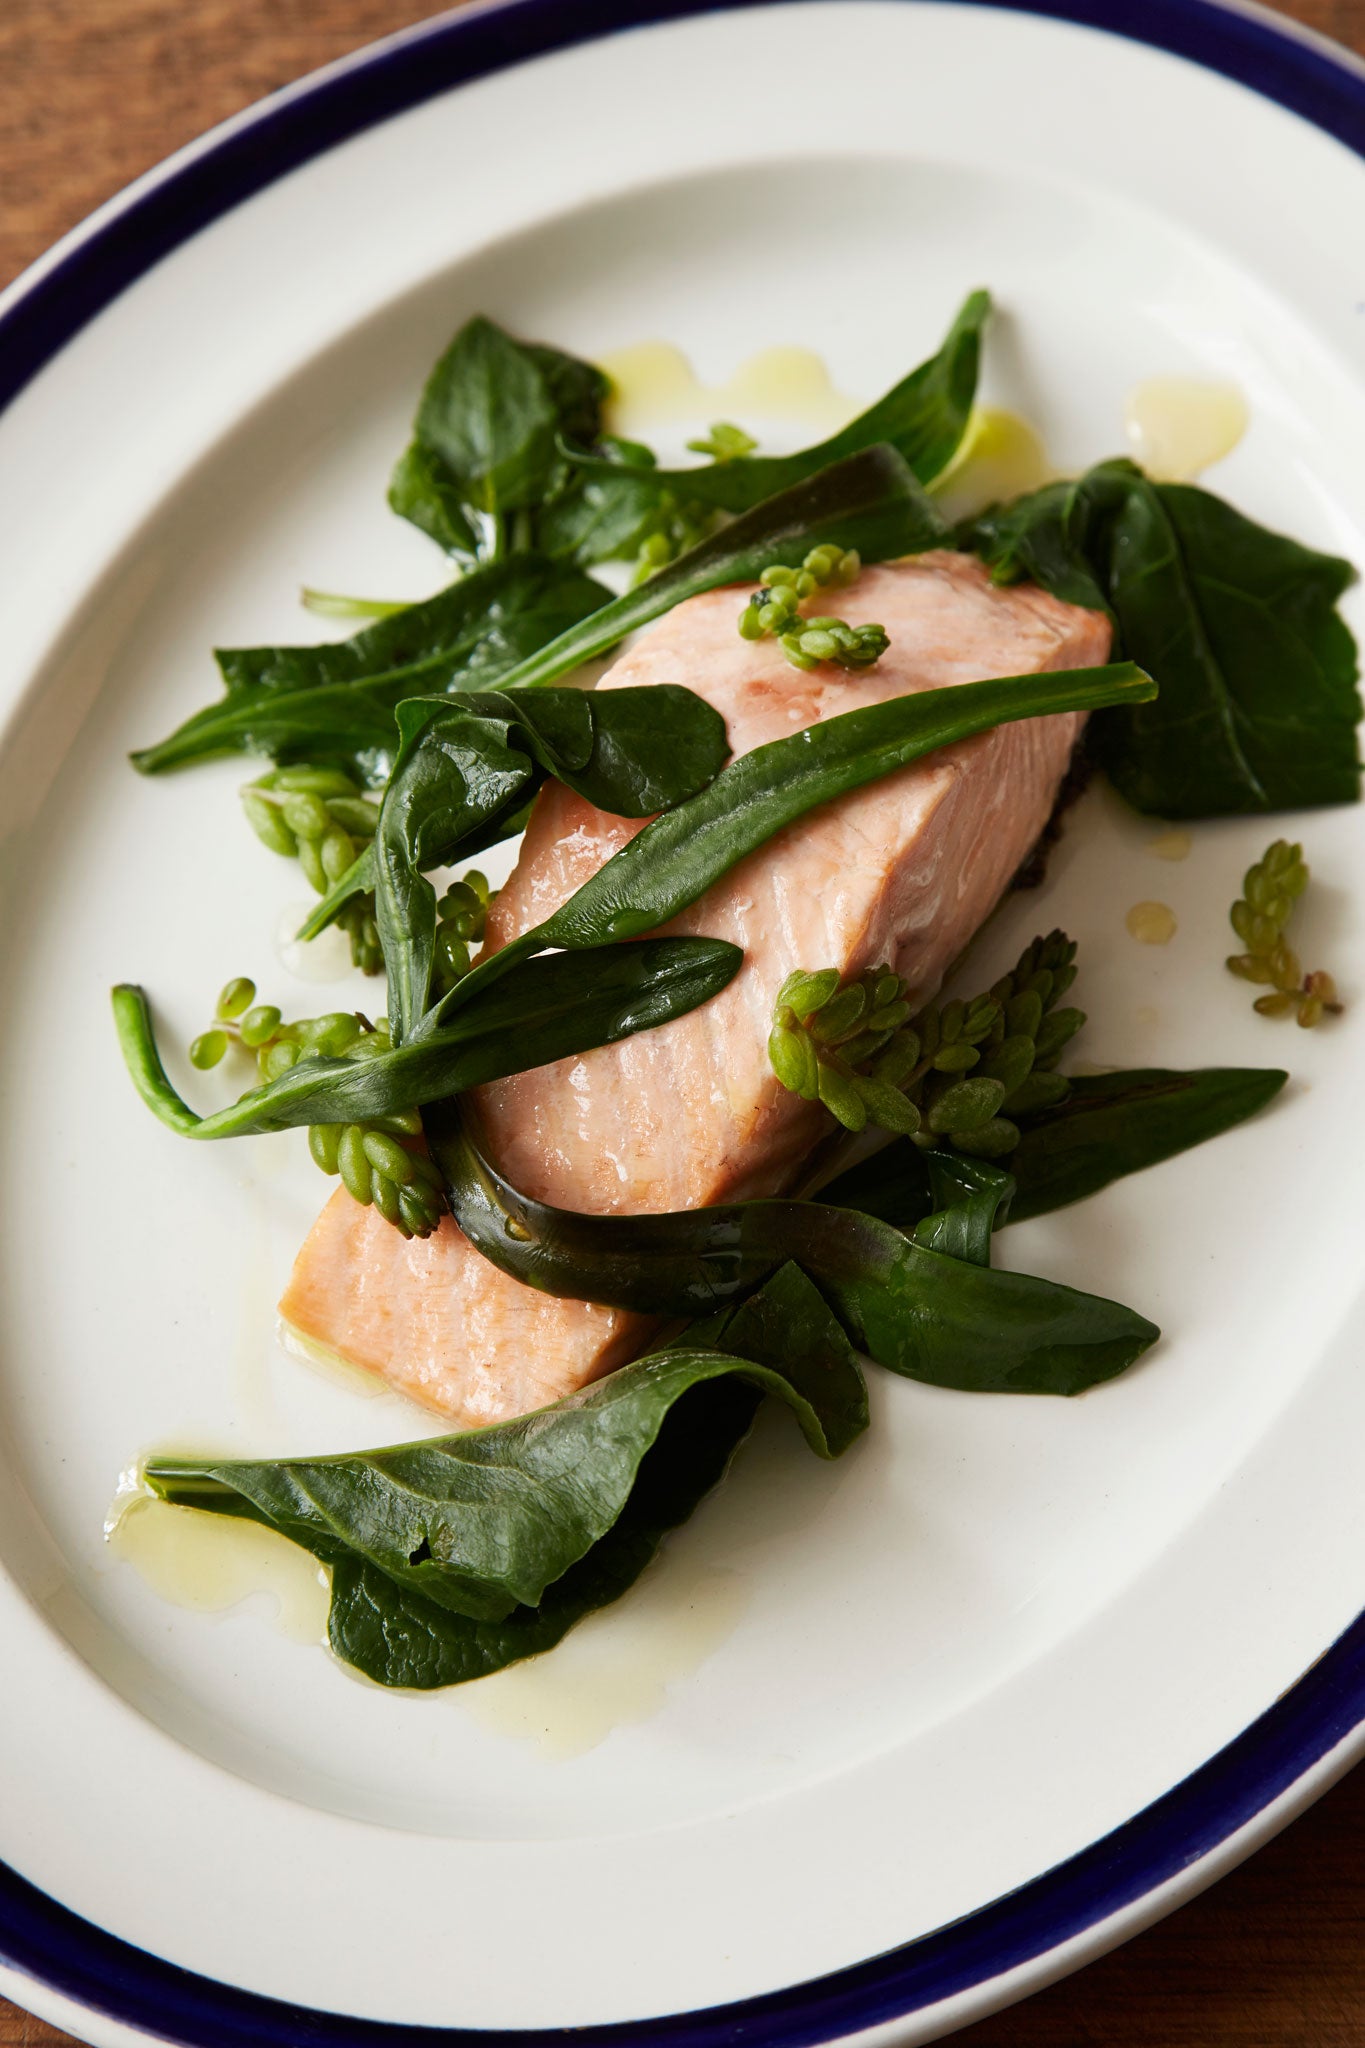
1 1 1363 2042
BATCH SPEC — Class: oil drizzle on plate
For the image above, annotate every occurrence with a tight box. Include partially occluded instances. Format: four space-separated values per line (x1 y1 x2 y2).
459 1550 750 1760
930 407 1052 522
276 897 355 984
1126 901 1178 945
1148 827 1193 862
107 1486 330 1645
600 346 1050 531
600 342 858 438
1124 377 1248 481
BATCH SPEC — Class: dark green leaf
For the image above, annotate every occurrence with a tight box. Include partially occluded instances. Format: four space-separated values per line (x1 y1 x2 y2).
1007 1066 1289 1222
557 291 991 535
387 442 478 558
110 936 742 1139
911 1154 1015 1265
132 555 612 779
535 449 679 569
962 460 1361 817
144 1264 865 1687
389 318 611 562
429 1107 1157 1397
821 1066 1288 1229
373 685 729 1041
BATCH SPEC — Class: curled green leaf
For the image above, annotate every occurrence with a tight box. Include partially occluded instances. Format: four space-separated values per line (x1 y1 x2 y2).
428 1106 1158 1399
144 1264 866 1688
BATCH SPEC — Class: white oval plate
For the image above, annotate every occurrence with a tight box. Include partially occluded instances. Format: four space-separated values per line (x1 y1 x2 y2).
2 3 1365 2043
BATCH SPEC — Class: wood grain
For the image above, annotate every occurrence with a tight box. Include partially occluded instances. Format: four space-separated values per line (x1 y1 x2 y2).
2 2 1364 2043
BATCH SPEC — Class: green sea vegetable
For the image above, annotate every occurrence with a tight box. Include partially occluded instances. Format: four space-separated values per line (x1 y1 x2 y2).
133 555 614 781
389 318 610 562
429 1106 1157 1398
111 938 742 1139
144 1265 866 1687
962 459 1361 818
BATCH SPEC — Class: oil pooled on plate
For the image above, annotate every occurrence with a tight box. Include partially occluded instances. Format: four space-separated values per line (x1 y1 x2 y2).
600 342 858 438
1126 901 1178 945
930 407 1052 522
1124 376 1248 481
458 1547 750 1760
107 1487 331 1645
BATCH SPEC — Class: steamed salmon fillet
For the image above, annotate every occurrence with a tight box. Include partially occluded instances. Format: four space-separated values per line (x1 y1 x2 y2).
280 551 1111 1426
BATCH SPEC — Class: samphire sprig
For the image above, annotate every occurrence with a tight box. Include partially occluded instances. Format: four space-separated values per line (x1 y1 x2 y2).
768 931 1084 1158
188 980 443 1237
242 765 383 974
738 543 889 674
1226 839 1342 1029
432 869 493 999
685 421 758 462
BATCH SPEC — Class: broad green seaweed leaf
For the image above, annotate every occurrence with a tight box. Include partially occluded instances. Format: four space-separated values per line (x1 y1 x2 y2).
820 1066 1288 1228
1005 1066 1289 1222
962 460 1361 817
133 556 613 780
429 1106 1157 1397
389 318 610 562
145 1265 866 1687
111 938 741 1139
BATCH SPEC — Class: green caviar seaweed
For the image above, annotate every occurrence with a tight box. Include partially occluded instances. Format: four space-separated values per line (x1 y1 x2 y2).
308 1117 445 1239
187 980 443 1237
1226 839 1342 1027
685 422 759 463
737 543 889 673
242 764 384 974
431 869 494 1000
768 931 1084 1155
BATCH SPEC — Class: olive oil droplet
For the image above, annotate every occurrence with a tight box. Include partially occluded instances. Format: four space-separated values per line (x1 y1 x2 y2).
1124 377 1247 482
599 342 857 440
931 408 1052 522
1126 901 1178 945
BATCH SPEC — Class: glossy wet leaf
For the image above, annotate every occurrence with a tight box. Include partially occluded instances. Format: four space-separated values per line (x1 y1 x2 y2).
554 290 990 550
429 1107 1158 1397
111 937 741 1139
145 1265 866 1687
1006 1066 1289 1221
821 1066 1288 1228
962 460 1361 817
369 685 729 1041
132 555 612 781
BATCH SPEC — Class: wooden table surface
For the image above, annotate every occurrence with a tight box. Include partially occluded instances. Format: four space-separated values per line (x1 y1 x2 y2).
2 1 1364 2042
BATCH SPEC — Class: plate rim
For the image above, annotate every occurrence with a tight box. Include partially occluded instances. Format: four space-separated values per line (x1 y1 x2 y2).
2 1 1364 2043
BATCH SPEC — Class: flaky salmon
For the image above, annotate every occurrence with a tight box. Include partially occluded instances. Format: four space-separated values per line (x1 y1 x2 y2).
280 551 1111 1425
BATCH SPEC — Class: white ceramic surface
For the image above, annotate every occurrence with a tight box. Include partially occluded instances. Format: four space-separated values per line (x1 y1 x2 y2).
1 2 1364 2041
